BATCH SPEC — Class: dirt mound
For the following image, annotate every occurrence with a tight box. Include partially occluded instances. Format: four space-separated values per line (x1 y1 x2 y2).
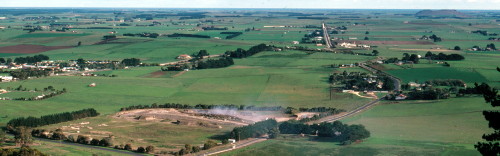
0 44 73 54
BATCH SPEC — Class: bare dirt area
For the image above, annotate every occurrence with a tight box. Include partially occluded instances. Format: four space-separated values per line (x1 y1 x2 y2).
115 108 299 126
0 44 73 54
144 71 168 78
228 65 257 69
344 41 434 45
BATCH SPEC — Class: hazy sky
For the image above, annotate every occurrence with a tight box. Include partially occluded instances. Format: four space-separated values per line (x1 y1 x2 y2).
1 0 499 10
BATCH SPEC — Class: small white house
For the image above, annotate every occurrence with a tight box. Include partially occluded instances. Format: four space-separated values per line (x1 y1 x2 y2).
395 94 407 100
292 41 300 45
0 76 13 82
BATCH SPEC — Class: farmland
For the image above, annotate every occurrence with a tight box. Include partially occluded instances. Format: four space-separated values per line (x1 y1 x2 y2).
222 97 498 156
0 8 499 156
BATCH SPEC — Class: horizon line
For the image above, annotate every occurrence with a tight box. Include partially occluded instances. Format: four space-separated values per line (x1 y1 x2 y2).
0 7 499 11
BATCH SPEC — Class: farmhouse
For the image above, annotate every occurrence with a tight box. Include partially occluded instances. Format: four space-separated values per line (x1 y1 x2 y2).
177 54 192 60
395 94 407 100
339 42 357 48
0 89 7 94
292 41 300 44
0 76 13 82
88 83 96 87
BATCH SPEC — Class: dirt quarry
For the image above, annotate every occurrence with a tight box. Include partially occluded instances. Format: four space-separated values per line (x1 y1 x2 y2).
115 108 311 127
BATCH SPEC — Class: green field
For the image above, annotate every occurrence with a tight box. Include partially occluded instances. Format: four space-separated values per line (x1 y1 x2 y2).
0 8 499 156
223 97 497 156
0 51 373 125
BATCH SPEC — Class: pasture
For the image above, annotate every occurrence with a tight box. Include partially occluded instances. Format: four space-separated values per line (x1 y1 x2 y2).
222 97 497 156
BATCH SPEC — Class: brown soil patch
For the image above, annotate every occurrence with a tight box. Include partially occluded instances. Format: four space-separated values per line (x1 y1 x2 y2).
343 40 434 45
229 65 256 69
146 71 168 78
0 44 73 54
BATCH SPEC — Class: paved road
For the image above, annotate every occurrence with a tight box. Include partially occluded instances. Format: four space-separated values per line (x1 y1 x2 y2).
322 23 333 48
311 96 385 123
358 63 401 91
6 134 143 156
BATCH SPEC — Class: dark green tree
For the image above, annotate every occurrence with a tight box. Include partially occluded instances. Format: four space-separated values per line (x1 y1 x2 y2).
372 50 379 56
454 46 461 50
474 68 500 155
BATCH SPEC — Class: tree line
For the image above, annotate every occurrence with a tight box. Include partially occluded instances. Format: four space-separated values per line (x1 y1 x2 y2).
196 57 234 69
119 103 342 114
123 32 159 38
425 79 466 87
229 119 279 141
225 44 272 58
121 58 141 66
0 146 47 156
167 33 210 38
279 121 370 145
221 32 243 39
12 54 49 64
4 68 52 80
424 52 465 60
7 108 99 128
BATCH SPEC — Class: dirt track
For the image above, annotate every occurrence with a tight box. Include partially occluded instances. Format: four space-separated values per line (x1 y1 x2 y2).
0 44 73 53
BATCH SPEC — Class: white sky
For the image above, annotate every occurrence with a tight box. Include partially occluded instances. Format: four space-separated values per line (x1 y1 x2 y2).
1 0 499 10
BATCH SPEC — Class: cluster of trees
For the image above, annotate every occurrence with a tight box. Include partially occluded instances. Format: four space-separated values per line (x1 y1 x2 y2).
6 68 52 80
0 145 47 156
167 33 210 38
226 44 272 58
488 37 499 41
457 83 491 96
329 71 395 91
161 66 185 71
472 30 488 36
174 140 218 155
7 108 99 128
229 119 279 141
193 50 209 59
123 32 159 38
420 34 442 42
285 107 342 114
472 43 497 51
13 54 49 64
404 88 450 100
13 88 67 101
196 57 234 69
402 53 420 63
297 112 338 123
121 58 141 66
120 103 283 112
279 121 370 144
102 35 117 40
112 143 154 153
474 75 500 155
202 26 228 30
424 52 465 60
425 79 466 87
221 32 243 39
301 30 324 44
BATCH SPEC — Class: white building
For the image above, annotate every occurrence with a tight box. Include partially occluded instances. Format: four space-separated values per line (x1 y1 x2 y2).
0 76 13 82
